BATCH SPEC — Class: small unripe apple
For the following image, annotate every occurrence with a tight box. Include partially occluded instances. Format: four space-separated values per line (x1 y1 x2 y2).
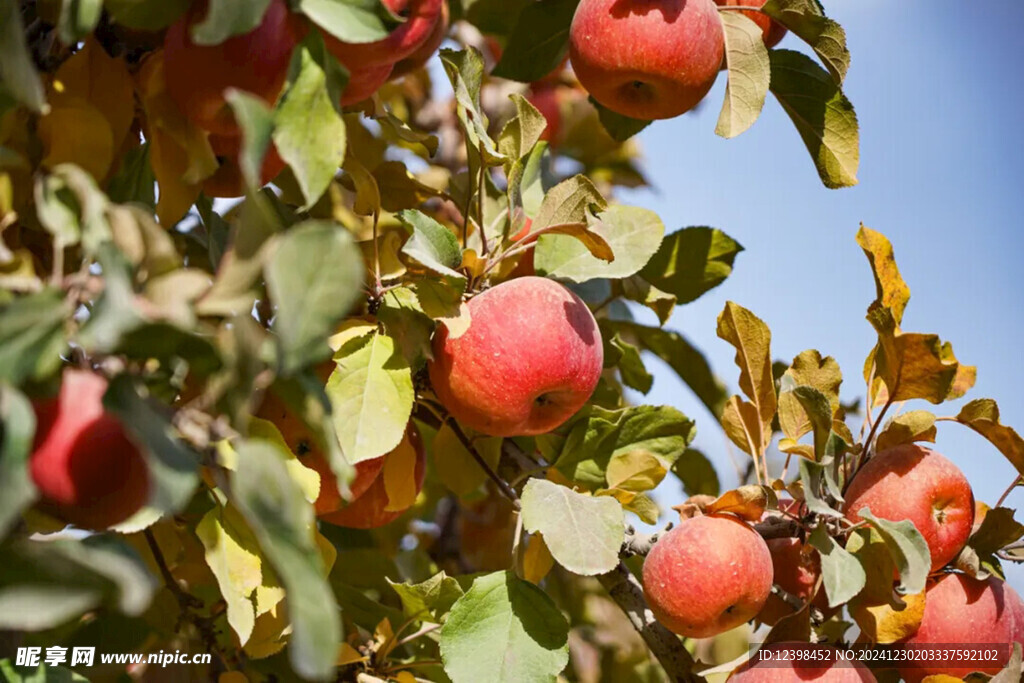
899 574 1019 682
391 0 449 78
428 276 603 437
714 0 787 49
340 62 395 106
319 425 425 529
203 134 287 198
323 0 444 69
642 514 773 638
844 444 974 572
164 0 305 136
569 0 725 120
728 643 876 681
29 369 150 530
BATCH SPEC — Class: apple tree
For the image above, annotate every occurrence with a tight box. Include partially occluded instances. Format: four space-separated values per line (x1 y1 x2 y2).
0 0 1021 682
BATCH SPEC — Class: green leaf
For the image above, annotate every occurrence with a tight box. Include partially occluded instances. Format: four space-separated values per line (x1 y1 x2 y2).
955 399 1024 478
498 93 548 161
531 174 606 233
0 288 68 384
377 286 435 370
273 40 347 209
196 504 263 645
440 571 569 683
297 0 392 43
190 0 274 46
554 405 695 489
432 422 502 498
535 205 664 283
107 142 157 209
797 458 842 518
614 276 676 326
716 12 770 139
225 90 276 192
0 0 47 113
777 349 842 441
103 375 200 516
607 321 728 419
0 660 89 682
0 385 36 539
520 479 623 576
77 245 144 353
791 385 832 460
640 227 743 304
461 0 532 36
440 48 505 165
104 0 190 30
769 49 859 189
57 0 103 43
491 0 575 83
231 439 340 681
326 331 414 463
608 333 653 394
265 220 363 373
590 97 651 142
808 526 865 607
970 507 1024 556
398 209 465 280
874 410 937 453
762 0 850 84
670 448 720 497
857 508 930 596
388 572 464 624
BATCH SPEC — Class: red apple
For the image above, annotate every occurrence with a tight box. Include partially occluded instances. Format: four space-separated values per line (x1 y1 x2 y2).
899 574 1017 682
323 0 443 69
527 83 562 145
642 514 773 638
164 0 305 136
29 369 150 530
340 62 395 106
203 134 287 198
428 276 603 437
715 0 787 49
390 0 449 78
568 0 725 120
756 537 821 626
728 643 876 682
844 444 974 572
254 386 384 516
319 425 425 529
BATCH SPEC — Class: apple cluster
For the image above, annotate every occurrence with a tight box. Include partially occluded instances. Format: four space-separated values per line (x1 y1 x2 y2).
639 442 1024 681
161 0 450 198
569 0 786 120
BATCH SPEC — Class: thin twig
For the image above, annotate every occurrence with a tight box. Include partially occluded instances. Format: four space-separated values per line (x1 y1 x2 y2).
476 140 488 257
444 415 521 509
371 210 383 295
996 476 1022 508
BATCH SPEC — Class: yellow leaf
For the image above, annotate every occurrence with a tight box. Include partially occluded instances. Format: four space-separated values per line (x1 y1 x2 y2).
460 247 487 279
717 302 775 455
849 591 925 644
721 395 764 456
196 506 262 645
38 97 114 180
921 676 964 683
605 449 667 493
249 417 321 504
383 434 420 512
219 672 248 683
856 225 910 325
778 350 843 441
957 399 1024 477
522 533 555 584
337 642 368 666
622 492 660 524
315 527 338 574
243 603 290 659
778 438 815 460
51 37 134 159
432 422 502 498
391 672 418 683
875 410 937 453
706 485 776 522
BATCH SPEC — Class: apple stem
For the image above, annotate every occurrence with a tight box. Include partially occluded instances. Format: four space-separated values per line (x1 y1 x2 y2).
596 562 703 682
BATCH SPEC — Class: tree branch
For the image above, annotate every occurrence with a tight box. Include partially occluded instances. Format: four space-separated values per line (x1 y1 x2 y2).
597 562 704 683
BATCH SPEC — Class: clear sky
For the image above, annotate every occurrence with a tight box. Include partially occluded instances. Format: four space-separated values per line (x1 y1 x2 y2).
617 1 1024 589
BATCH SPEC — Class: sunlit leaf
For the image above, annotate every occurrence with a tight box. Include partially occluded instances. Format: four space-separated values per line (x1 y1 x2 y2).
763 0 850 83
808 526 865 607
955 399 1024 478
716 12 770 139
641 227 743 305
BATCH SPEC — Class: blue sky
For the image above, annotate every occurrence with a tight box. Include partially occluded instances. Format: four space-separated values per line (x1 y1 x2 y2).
617 1 1024 588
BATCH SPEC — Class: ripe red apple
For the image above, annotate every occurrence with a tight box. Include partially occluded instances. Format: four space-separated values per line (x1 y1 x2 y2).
899 574 1018 682
568 0 725 120
323 0 444 70
319 425 425 529
255 386 384 516
527 83 562 144
728 643 876 682
642 514 773 638
203 134 287 198
390 0 449 78
164 0 305 136
756 537 821 625
29 369 150 530
340 62 395 106
715 0 787 49
428 276 603 437
844 444 974 572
